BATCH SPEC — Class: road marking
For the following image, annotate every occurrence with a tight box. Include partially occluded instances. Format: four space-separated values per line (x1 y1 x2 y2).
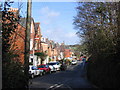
55 84 63 88
49 84 58 88
47 83 73 90
47 83 64 90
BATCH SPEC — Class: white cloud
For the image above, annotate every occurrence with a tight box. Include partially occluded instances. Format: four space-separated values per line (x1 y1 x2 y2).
46 30 52 34
42 21 50 25
40 6 60 18
48 12 60 17
39 6 60 25
65 32 76 38
42 27 79 45
38 7 78 45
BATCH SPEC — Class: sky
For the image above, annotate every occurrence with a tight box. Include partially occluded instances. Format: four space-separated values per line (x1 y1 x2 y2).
11 1 80 45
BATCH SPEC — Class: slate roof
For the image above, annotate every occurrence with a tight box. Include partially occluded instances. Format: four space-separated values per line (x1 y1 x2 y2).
34 23 39 32
19 17 34 28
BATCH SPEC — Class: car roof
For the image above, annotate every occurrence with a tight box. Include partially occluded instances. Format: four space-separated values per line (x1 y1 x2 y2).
49 61 59 63
29 65 36 67
39 64 47 65
49 62 56 63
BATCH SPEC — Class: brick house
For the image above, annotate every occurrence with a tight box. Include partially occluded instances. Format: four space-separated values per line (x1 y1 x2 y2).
40 37 49 64
7 8 25 64
32 22 42 65
19 18 41 66
64 49 73 58
9 23 26 64
7 8 69 65
34 22 42 52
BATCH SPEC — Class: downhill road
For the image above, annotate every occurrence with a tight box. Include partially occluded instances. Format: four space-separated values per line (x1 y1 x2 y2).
29 61 95 89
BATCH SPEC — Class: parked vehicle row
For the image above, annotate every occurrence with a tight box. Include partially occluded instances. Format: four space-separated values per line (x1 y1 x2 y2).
29 59 80 79
29 61 66 79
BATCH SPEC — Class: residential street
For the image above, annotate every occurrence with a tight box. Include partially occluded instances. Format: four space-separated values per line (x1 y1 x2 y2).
29 61 95 89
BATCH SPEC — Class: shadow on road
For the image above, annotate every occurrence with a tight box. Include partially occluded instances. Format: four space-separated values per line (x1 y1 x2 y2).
29 61 95 89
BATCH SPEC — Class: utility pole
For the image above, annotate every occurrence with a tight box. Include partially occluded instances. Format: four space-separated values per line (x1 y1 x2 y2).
118 1 120 58
24 0 32 88
116 1 120 59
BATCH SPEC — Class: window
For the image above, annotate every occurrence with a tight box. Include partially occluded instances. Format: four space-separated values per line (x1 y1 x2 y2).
31 58 33 63
45 65 48 68
30 39 33 50
35 42 37 50
38 65 45 68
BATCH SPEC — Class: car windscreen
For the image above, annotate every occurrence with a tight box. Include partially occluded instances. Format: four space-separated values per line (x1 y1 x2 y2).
72 60 76 62
38 65 45 68
48 63 56 65
32 66 38 70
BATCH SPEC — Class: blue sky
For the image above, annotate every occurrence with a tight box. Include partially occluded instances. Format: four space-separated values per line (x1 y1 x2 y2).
11 2 80 45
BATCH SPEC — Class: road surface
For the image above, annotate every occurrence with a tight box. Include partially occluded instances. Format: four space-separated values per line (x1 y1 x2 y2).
29 61 95 89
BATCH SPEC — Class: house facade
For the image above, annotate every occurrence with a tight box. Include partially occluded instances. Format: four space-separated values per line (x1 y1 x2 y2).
8 8 25 64
8 8 75 66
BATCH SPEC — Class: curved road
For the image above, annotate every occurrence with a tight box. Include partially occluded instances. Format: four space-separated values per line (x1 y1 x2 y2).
29 61 95 89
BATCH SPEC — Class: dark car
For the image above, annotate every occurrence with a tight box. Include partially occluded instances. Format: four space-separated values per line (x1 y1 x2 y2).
60 64 67 71
60 61 67 71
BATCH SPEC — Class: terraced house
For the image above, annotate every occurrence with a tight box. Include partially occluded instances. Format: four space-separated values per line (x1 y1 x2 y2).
8 8 74 67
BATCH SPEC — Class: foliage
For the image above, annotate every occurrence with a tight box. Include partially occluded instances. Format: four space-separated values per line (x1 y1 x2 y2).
2 1 27 88
29 62 33 65
74 2 120 88
2 57 27 88
34 52 47 64
49 58 52 62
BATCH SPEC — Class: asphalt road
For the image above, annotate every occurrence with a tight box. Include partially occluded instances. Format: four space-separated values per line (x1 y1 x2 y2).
29 61 95 89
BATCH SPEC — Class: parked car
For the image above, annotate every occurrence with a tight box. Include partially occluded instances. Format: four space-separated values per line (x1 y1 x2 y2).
47 63 56 72
37 64 51 74
71 60 77 65
29 65 43 78
79 56 84 61
48 61 61 71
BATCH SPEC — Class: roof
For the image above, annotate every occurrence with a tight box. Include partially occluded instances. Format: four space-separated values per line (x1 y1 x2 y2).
35 23 39 32
19 17 34 28
19 18 26 28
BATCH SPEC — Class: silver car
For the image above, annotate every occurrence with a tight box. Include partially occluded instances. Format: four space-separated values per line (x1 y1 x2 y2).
48 61 61 71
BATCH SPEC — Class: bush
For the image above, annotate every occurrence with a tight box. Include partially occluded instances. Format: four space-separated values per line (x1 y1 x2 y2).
86 54 120 88
2 59 27 88
29 62 33 65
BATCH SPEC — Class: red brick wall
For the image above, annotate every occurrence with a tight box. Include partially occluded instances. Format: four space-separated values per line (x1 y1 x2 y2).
10 24 25 64
64 49 72 58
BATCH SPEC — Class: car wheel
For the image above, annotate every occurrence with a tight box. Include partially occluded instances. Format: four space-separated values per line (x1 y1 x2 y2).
58 67 60 71
49 70 51 74
54 68 57 72
43 71 46 75
31 74 34 79
40 72 42 76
